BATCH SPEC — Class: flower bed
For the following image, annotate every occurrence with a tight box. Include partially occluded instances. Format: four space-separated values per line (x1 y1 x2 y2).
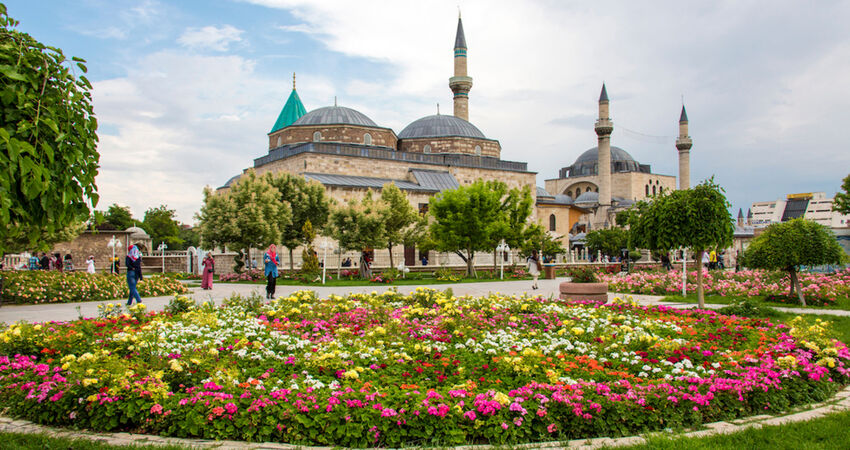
603 269 850 306
0 271 188 304
0 290 848 447
217 269 265 283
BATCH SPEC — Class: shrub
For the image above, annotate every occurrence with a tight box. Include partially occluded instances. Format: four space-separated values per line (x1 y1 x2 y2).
0 271 188 304
566 266 599 283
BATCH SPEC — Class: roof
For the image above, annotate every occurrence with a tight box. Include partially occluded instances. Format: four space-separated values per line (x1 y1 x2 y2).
738 208 744 219
575 191 599 204
398 114 486 139
679 105 688 122
303 170 459 193
454 17 467 49
293 106 378 127
575 146 636 164
270 89 307 133
599 83 609 102
536 187 574 205
125 226 150 239
218 174 241 190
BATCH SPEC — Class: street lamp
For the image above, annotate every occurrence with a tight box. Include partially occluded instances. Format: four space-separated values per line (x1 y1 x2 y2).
496 240 510 280
107 235 122 274
157 241 168 273
319 238 331 284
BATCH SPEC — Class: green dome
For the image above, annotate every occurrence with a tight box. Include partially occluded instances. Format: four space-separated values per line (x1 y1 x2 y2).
270 89 307 133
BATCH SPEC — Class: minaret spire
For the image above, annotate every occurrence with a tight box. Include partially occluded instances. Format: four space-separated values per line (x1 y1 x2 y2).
595 83 613 217
449 14 472 121
292 72 296 90
676 104 693 189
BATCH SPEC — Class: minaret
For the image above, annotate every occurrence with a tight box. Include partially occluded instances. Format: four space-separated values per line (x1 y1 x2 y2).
595 84 613 213
737 208 744 226
449 14 472 121
747 208 753 226
676 105 692 190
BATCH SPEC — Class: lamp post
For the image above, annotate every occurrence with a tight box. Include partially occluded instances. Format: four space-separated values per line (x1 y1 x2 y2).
681 248 687 297
157 242 168 273
496 240 510 280
107 236 122 274
320 238 330 284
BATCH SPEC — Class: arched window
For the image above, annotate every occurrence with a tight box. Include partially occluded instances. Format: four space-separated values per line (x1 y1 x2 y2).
659 186 663 194
363 133 372 145
645 185 649 196
474 145 482 156
312 131 321 142
276 136 282 147
653 185 657 195
549 214 556 231
586 187 591 193
423 144 431 153
566 190 572 198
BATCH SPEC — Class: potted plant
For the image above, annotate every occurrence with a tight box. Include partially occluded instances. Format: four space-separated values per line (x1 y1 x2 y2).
559 266 608 303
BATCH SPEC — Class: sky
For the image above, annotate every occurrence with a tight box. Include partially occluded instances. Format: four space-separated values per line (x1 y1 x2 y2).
6 0 850 223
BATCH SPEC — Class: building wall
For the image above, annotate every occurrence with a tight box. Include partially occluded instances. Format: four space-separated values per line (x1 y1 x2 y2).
268 124 397 150
535 204 583 245
398 136 500 158
49 230 134 273
545 172 676 202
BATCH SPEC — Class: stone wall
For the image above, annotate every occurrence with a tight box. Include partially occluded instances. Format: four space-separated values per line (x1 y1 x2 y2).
269 124 397 150
535 205 584 245
50 230 134 273
545 172 676 202
398 136 500 158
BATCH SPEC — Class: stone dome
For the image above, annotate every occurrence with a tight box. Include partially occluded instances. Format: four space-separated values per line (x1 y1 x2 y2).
125 226 150 240
563 146 644 178
574 191 599 205
293 106 378 127
398 114 486 139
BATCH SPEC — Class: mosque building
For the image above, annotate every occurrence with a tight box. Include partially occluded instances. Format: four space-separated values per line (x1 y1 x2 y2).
218 14 690 263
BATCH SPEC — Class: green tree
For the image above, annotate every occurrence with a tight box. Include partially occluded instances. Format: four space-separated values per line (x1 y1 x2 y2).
628 178 734 308
380 183 418 268
488 185 534 270
521 223 566 261
328 191 386 278
177 225 200 250
268 173 330 271
0 6 99 254
143 205 182 249
743 218 846 306
585 228 629 258
102 204 135 230
833 174 850 215
300 220 319 276
196 171 291 272
428 180 512 277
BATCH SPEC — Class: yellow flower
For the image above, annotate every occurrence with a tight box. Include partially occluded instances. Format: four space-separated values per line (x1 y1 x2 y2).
493 391 510 405
570 327 584 336
87 394 99 402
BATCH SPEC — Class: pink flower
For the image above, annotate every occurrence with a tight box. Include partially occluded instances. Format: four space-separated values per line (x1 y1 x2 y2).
150 404 163 414
547 423 557 433
464 410 476 421
501 422 509 430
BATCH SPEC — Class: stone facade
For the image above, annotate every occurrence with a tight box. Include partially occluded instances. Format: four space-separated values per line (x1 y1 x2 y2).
535 204 584 245
269 124 397 150
50 230 134 273
544 172 676 204
398 136 499 158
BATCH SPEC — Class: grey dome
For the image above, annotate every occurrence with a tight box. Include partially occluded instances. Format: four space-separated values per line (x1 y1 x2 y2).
574 191 599 205
125 226 150 239
398 115 486 139
561 146 643 178
293 106 378 127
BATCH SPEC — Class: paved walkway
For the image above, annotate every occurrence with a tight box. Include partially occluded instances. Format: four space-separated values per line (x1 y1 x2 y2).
2 279 848 324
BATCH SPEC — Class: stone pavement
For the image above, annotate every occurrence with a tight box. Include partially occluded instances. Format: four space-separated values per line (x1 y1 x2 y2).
2 278 849 324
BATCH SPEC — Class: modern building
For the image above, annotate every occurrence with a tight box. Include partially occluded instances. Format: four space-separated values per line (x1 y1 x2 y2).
749 192 850 229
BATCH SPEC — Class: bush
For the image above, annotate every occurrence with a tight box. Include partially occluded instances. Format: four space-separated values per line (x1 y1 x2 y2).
218 269 264 282
164 295 198 315
434 267 461 281
717 299 781 318
0 271 188 304
566 266 599 283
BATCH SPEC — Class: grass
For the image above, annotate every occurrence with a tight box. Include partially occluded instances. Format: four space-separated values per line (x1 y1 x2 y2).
609 408 850 450
662 293 850 311
219 275 538 287
0 430 186 449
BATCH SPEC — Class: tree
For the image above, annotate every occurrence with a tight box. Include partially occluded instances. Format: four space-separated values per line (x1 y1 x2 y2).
744 218 845 306
521 223 566 261
143 205 182 249
177 226 199 250
428 180 512 277
585 228 629 258
300 220 319 276
102 204 136 230
834 174 850 215
380 183 418 268
268 173 330 271
488 185 534 270
628 178 734 308
196 171 291 272
0 6 99 254
328 191 386 278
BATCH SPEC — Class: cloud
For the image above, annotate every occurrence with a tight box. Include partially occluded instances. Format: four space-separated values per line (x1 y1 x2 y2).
178 25 245 51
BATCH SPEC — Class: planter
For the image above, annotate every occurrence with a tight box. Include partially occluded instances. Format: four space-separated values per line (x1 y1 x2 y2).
543 264 556 279
559 281 608 303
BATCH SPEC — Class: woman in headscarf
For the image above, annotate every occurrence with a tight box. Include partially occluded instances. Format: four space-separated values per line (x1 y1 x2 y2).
201 253 215 290
263 244 279 299
126 244 143 306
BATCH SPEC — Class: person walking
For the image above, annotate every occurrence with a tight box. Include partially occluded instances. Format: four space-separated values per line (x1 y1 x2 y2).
201 253 215 290
264 244 279 299
85 255 96 274
527 249 540 290
125 245 143 306
64 254 74 271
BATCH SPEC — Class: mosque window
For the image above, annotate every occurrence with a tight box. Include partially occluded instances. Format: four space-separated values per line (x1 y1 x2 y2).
549 214 556 231
276 136 281 147
586 187 591 193
364 133 372 145
313 131 322 142
566 190 572 198
424 144 431 154
474 145 482 156
659 186 663 194
645 185 649 196
653 186 657 195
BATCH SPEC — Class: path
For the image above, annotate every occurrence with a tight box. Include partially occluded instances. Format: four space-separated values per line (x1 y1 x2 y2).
2 280 847 324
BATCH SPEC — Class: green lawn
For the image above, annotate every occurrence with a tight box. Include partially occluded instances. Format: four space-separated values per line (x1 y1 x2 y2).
662 294 850 311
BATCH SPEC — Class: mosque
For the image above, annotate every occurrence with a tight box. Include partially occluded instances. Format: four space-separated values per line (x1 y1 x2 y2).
218 15 691 263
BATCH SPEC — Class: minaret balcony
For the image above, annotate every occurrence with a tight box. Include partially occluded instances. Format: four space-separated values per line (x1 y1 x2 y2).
676 137 693 150
449 76 473 91
594 119 613 136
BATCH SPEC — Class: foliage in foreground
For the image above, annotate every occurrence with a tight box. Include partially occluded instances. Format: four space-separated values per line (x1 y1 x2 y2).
0 5 100 254
0 271 188 304
0 430 187 450
0 290 848 447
